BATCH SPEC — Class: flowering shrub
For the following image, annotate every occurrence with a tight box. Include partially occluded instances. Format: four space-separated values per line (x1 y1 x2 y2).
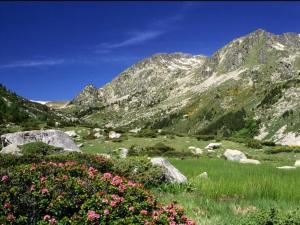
0 161 195 224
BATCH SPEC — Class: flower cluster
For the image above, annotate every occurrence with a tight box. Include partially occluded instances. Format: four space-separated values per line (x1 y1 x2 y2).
0 160 195 225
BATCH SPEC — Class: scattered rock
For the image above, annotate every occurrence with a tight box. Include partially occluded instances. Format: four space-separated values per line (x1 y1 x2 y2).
1 130 80 152
277 166 296 170
151 157 187 183
55 122 60 127
295 160 300 167
77 143 84 148
64 130 78 138
94 132 103 138
93 128 101 132
108 131 121 139
197 172 208 179
205 143 222 150
157 129 162 133
118 148 128 159
129 128 141 133
224 149 247 162
240 159 261 165
0 144 22 156
189 146 203 155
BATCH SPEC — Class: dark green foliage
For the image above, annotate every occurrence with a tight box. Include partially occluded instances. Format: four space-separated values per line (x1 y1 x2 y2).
235 208 300 225
195 135 216 141
135 129 157 138
20 142 63 156
246 139 263 149
261 141 276 146
265 146 300 154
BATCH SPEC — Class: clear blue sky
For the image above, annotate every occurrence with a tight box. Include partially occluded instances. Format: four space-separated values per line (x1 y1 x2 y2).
0 2 300 101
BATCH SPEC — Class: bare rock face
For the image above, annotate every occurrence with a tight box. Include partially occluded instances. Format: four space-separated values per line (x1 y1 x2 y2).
1 130 80 152
151 157 187 183
224 149 247 162
0 144 22 156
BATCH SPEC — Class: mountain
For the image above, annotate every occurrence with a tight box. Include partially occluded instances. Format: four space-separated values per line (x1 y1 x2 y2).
0 84 77 128
69 29 300 145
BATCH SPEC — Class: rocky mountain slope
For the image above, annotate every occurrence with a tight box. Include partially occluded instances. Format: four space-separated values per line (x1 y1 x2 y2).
69 29 300 145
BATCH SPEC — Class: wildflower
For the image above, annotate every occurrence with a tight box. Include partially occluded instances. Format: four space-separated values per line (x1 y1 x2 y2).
1 175 8 182
140 210 148 215
102 172 112 181
87 210 100 221
111 176 122 186
43 215 51 221
41 188 49 194
6 214 15 222
3 202 11 209
30 185 36 192
102 198 109 204
49 218 57 224
110 201 117 207
129 206 135 212
104 209 110 215
40 176 46 183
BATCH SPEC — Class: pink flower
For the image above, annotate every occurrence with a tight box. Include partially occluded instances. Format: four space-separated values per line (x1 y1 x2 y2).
40 176 46 183
43 215 51 221
6 214 15 221
102 198 109 204
110 201 117 207
4 202 11 209
129 206 135 212
127 180 137 187
87 210 100 221
49 218 57 224
118 184 127 193
41 188 49 194
102 172 112 181
1 175 8 182
140 210 148 215
30 185 36 192
111 176 122 186
104 209 110 215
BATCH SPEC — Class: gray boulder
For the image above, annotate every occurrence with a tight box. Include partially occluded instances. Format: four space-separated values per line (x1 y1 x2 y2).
151 157 187 183
205 143 222 150
224 149 247 162
0 144 22 156
1 129 80 152
108 131 121 139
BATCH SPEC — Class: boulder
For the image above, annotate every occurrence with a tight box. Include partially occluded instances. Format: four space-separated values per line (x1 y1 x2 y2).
1 130 80 152
240 159 261 165
94 132 103 138
77 143 84 148
277 166 296 170
0 144 22 156
108 131 121 139
64 130 78 137
93 128 101 132
224 149 247 162
295 160 300 167
151 157 187 183
129 128 141 133
205 143 222 150
189 146 203 155
197 172 208 179
118 148 128 159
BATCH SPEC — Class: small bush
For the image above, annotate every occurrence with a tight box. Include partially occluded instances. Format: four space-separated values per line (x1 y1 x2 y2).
246 140 263 149
0 161 195 225
195 135 215 141
265 146 300 154
135 129 157 138
261 141 276 146
20 142 63 156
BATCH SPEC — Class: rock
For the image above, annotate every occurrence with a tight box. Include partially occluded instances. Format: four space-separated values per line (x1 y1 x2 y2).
151 157 187 183
55 122 60 127
94 132 103 138
77 143 84 148
118 148 128 159
64 130 78 137
207 149 216 153
108 131 121 139
197 172 208 179
295 160 300 167
205 143 222 150
0 144 22 156
277 166 296 170
129 128 141 133
189 146 203 155
224 149 247 162
240 159 261 165
157 129 162 133
1 130 80 152
93 128 101 132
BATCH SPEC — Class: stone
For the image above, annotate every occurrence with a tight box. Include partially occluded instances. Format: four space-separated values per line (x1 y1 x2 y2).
77 143 84 148
197 172 208 179
1 130 80 152
129 128 141 133
277 166 296 170
108 131 121 139
64 130 78 137
224 149 247 162
93 128 101 132
118 148 128 159
189 146 203 155
207 149 216 153
205 143 222 150
240 159 261 165
94 132 103 138
0 144 22 156
151 157 187 183
295 160 300 167
157 129 162 133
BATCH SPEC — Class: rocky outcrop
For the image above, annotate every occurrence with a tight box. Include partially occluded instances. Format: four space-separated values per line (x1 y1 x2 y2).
151 157 187 183
224 149 247 162
0 144 22 156
109 131 121 139
1 130 80 152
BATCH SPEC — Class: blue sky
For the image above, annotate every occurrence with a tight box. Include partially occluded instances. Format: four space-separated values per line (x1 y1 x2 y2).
0 2 300 101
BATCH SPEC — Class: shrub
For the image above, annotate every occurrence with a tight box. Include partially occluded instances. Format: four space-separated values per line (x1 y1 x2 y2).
265 146 300 154
261 141 276 146
0 161 195 225
20 142 63 156
135 129 157 138
246 140 263 149
195 135 215 141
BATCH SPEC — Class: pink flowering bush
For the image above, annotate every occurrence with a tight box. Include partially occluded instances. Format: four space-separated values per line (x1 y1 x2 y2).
0 160 195 225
